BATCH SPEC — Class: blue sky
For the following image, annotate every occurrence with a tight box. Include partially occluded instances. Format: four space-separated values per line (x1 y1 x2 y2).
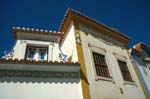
0 0 150 57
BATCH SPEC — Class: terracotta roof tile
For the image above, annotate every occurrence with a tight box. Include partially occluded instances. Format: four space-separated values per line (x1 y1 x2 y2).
133 42 150 53
133 42 143 52
59 8 130 40
0 58 80 66
13 26 64 39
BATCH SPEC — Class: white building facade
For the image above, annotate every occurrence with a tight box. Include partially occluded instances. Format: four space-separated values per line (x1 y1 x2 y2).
0 8 148 99
60 8 147 99
0 27 83 99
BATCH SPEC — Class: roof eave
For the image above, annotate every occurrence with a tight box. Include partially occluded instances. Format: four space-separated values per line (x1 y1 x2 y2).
13 26 64 40
59 8 131 44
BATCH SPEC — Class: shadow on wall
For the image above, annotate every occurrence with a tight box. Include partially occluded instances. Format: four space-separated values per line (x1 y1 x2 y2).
0 77 80 83
80 68 89 85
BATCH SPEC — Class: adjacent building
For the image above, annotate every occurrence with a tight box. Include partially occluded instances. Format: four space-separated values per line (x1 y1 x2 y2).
0 8 148 99
130 42 150 98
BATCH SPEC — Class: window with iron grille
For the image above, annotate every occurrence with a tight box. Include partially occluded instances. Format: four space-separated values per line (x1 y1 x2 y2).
92 51 110 77
118 60 132 82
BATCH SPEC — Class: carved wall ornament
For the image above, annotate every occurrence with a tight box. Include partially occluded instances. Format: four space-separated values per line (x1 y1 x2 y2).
88 43 106 52
75 32 82 45
113 52 127 63
0 70 80 78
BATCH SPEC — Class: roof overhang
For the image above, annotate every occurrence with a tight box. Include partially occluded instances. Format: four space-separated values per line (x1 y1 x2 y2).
13 26 64 42
59 8 131 47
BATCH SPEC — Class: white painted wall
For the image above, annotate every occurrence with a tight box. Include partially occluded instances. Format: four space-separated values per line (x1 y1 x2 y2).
13 40 59 61
61 22 78 62
4 28 83 99
13 40 27 59
0 61 83 99
0 79 83 99
79 24 145 99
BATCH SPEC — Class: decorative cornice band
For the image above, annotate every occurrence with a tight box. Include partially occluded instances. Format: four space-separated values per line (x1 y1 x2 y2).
0 70 79 78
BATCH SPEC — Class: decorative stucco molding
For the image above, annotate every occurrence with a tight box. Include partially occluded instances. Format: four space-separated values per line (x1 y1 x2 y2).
0 69 79 78
75 31 82 45
113 52 127 62
88 43 106 52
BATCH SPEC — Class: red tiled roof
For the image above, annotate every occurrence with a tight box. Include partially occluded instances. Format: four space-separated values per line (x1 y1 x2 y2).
133 42 143 52
133 42 150 52
0 58 80 66
13 26 64 40
59 8 130 41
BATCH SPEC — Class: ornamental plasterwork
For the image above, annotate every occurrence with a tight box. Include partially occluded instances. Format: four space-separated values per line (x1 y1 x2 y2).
0 70 79 79
113 52 127 62
79 24 124 48
2 42 17 59
88 43 106 52
20 40 27 44
76 33 81 45
75 30 82 45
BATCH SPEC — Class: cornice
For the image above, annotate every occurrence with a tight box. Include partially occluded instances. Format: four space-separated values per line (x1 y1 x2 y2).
13 26 64 40
59 8 131 47
0 58 80 79
0 69 79 78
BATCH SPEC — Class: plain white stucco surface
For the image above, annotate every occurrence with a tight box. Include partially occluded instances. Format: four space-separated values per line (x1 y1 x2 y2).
0 80 83 99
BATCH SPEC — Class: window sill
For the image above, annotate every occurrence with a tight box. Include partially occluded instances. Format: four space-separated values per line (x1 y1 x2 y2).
123 81 137 87
38 59 47 61
95 76 115 84
26 58 35 61
26 58 47 61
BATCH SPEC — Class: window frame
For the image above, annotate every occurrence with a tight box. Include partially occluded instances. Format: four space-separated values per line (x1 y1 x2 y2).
92 51 110 77
39 51 45 60
89 46 113 82
114 53 135 84
38 48 48 60
28 48 36 59
25 46 48 61
117 60 133 82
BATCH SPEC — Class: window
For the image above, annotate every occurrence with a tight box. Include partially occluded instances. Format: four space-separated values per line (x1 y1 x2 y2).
146 64 150 70
118 60 132 82
39 48 47 60
28 48 36 59
26 46 48 60
92 52 110 77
